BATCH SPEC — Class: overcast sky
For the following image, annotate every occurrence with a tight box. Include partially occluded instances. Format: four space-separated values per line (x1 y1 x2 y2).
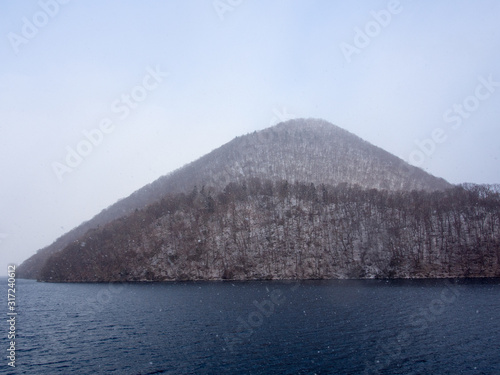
1 0 499 275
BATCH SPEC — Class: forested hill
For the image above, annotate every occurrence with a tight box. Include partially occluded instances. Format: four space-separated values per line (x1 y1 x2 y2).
147 118 451 193
39 181 500 282
18 118 451 280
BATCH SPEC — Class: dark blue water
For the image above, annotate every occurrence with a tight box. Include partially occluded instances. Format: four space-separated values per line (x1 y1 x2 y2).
1 278 499 374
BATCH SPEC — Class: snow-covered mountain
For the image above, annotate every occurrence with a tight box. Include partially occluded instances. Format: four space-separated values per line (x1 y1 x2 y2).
145 118 451 192
18 119 453 280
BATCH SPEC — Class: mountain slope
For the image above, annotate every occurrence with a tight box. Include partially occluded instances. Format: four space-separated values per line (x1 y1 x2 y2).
145 118 450 193
39 181 500 282
18 118 451 279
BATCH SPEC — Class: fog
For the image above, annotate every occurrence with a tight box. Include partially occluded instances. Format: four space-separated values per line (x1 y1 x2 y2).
1 0 499 275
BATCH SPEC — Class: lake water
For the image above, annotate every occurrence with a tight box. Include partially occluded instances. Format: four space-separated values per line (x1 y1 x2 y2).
2 278 499 374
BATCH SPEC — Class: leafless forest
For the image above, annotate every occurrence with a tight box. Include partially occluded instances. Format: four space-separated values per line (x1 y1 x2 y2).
18 120 499 282
39 180 500 282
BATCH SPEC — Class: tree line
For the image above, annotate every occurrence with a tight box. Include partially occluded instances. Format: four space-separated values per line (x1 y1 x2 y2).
39 179 500 282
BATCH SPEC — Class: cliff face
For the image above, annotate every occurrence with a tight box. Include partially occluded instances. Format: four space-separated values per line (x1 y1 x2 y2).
39 181 500 282
20 119 453 280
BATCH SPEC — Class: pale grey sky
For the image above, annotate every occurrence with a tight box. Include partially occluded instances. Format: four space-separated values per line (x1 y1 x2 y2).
1 0 499 274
